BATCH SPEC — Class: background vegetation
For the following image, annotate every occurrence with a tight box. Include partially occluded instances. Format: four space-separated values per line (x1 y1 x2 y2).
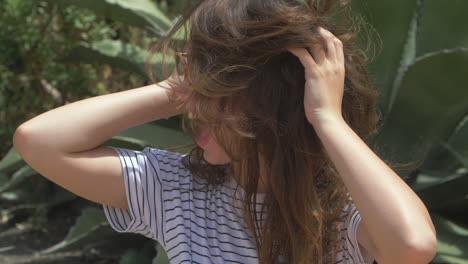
1 0 467 263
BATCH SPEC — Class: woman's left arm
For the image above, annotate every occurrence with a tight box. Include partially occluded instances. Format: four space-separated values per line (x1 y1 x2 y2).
289 27 437 264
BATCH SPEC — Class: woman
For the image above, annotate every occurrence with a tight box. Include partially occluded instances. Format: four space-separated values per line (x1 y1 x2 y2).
13 0 437 263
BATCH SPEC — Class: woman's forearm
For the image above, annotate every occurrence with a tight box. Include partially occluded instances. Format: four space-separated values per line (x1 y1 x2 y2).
311 115 437 263
15 81 182 153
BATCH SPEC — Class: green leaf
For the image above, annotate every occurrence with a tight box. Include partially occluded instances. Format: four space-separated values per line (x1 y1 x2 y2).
152 243 169 264
116 121 193 153
417 0 468 57
0 175 50 203
103 135 152 151
370 50 468 178
64 39 175 80
101 118 192 153
427 115 468 171
414 169 468 213
0 189 32 202
387 0 423 114
0 164 37 193
351 0 418 116
412 170 458 192
50 0 172 34
0 146 25 174
432 213 468 264
447 115 468 169
120 242 156 264
40 207 107 254
0 173 8 186
45 185 78 208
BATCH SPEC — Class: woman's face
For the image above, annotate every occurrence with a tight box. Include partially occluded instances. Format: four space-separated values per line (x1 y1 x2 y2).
176 51 232 165
195 124 231 165
187 97 232 165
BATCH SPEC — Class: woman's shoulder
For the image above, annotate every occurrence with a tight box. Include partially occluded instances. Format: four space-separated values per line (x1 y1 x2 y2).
141 146 188 161
109 146 192 183
337 193 375 263
138 146 188 166
141 146 191 178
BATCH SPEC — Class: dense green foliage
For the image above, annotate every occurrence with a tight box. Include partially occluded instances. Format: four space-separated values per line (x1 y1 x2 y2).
0 0 152 159
1 0 467 263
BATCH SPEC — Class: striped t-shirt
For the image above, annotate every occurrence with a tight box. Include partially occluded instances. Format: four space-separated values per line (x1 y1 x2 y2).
102 146 375 264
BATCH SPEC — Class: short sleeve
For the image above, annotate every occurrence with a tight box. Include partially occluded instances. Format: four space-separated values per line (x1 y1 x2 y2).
341 202 375 263
101 146 190 246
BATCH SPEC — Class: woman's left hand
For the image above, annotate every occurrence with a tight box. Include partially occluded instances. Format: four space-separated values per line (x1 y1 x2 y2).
288 26 345 127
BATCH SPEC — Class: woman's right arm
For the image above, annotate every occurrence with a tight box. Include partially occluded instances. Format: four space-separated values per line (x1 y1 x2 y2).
13 80 184 209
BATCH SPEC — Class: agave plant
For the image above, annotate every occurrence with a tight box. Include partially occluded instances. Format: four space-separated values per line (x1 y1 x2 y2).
2 0 468 263
352 0 468 263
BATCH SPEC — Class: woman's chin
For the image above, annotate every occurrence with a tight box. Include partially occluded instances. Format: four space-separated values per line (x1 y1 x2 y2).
203 151 230 165
201 144 231 165
197 131 231 165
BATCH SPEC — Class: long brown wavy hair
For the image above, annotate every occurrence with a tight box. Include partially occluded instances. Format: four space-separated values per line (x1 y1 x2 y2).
146 0 382 263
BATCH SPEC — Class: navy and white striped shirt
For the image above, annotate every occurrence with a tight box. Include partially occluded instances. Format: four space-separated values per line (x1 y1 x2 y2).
102 146 374 263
